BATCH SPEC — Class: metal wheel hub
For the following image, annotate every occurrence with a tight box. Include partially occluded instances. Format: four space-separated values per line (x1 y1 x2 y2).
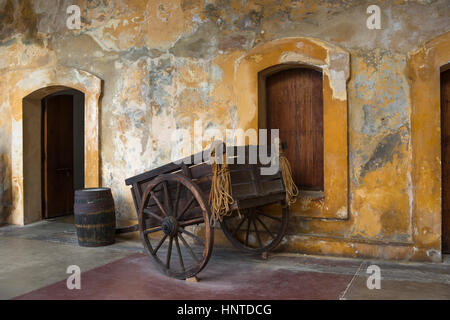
161 216 178 237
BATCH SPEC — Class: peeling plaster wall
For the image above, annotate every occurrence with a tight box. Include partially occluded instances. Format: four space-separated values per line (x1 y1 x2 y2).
0 75 11 224
0 0 449 261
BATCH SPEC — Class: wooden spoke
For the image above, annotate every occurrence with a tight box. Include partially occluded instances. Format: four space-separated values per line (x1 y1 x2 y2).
143 208 163 221
139 173 214 280
175 235 185 272
255 216 276 239
220 202 289 254
152 233 168 255
232 216 247 237
245 218 251 247
179 217 205 227
143 226 162 235
256 210 282 222
162 182 172 216
179 233 199 263
177 196 195 220
253 219 263 248
166 236 173 268
174 182 181 216
150 191 169 217
179 227 205 245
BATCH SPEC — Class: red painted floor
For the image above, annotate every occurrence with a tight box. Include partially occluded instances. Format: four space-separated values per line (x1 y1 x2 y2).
14 253 354 300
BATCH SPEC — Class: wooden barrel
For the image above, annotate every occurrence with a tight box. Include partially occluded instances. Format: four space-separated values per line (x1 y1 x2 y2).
74 188 116 247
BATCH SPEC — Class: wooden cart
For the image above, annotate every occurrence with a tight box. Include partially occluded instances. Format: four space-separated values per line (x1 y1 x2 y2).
124 145 289 279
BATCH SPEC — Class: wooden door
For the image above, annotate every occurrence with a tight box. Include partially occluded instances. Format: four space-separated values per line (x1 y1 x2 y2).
441 68 450 253
43 95 74 219
266 68 324 191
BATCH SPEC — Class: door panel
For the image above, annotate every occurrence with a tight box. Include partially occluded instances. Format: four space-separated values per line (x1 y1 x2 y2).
441 68 450 253
43 95 74 218
266 68 324 191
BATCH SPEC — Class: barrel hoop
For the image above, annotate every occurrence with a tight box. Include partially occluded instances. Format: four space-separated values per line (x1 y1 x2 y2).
75 214 115 225
74 202 114 209
74 197 114 204
74 209 115 216
75 189 111 197
77 236 114 242
75 222 116 229
75 201 114 209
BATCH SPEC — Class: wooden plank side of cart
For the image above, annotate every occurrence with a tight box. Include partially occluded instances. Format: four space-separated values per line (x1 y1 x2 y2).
125 144 275 185
124 144 282 215
125 150 206 212
126 145 234 201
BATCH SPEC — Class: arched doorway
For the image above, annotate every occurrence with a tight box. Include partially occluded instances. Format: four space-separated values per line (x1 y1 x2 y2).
236 38 349 220
262 65 324 192
23 87 85 221
6 66 101 225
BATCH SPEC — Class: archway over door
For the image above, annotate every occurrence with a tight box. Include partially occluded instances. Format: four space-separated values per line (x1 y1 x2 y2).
23 88 85 221
237 37 350 219
262 65 324 192
7 66 101 225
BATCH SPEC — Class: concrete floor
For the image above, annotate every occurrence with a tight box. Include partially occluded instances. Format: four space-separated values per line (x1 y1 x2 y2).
0 216 449 300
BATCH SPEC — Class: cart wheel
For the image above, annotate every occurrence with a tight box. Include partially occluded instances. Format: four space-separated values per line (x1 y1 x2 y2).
220 202 289 253
139 173 214 280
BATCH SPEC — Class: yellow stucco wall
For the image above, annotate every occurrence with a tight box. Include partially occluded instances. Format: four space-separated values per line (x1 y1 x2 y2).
410 33 450 258
0 0 449 262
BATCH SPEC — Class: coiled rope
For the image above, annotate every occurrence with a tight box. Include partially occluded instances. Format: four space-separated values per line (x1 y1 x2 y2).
208 141 299 224
278 143 299 206
209 141 235 224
